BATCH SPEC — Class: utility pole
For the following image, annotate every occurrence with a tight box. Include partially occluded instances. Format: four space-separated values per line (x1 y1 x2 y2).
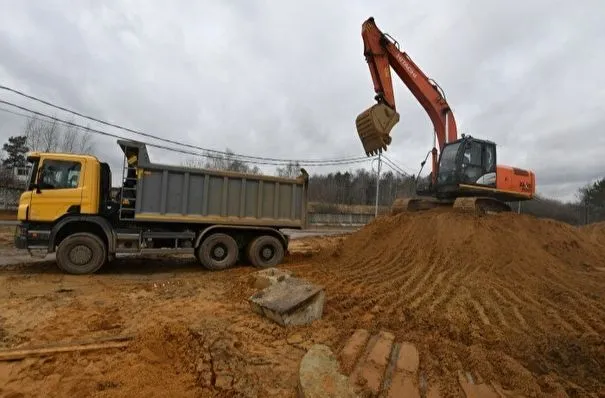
374 153 382 218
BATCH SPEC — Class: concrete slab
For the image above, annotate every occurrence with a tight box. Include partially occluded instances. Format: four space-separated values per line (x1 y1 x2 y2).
248 277 325 327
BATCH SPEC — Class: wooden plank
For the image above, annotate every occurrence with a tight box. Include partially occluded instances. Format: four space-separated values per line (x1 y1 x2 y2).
0 334 134 361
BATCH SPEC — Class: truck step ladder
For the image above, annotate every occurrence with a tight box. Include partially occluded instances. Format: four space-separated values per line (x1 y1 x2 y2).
118 143 138 221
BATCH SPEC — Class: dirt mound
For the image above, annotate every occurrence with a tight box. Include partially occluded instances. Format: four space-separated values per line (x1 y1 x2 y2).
289 210 605 397
581 221 605 246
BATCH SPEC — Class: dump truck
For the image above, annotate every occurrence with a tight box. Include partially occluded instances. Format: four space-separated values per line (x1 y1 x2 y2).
14 139 309 274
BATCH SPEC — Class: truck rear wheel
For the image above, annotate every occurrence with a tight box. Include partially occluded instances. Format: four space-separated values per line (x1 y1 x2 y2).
197 233 238 271
56 232 107 275
246 235 284 268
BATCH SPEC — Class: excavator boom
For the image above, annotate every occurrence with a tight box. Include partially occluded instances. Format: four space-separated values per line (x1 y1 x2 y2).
356 17 457 163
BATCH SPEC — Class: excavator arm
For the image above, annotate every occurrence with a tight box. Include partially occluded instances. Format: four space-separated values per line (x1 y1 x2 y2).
356 17 458 183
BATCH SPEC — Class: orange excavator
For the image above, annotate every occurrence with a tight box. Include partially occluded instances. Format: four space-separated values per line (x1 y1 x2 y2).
355 17 535 213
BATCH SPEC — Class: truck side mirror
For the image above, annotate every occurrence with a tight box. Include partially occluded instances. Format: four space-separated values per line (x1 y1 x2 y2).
32 169 44 193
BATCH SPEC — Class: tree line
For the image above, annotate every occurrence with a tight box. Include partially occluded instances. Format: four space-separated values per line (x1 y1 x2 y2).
1 115 95 169
1 118 604 225
307 168 605 225
180 155 605 225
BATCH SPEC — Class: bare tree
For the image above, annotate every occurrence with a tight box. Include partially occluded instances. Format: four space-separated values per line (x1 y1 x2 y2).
276 161 301 178
182 157 206 169
182 149 261 174
23 115 95 154
59 123 95 154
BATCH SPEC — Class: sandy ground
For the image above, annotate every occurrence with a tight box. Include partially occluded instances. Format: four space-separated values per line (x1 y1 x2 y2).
0 213 604 397
0 227 351 398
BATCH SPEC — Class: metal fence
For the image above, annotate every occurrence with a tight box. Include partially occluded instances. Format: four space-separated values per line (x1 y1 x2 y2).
0 187 21 210
308 212 375 227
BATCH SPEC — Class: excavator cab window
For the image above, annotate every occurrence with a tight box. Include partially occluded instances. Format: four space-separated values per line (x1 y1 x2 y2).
460 141 483 183
460 139 497 187
436 138 497 189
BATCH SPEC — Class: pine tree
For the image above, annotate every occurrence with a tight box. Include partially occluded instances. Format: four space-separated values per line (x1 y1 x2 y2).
2 135 29 168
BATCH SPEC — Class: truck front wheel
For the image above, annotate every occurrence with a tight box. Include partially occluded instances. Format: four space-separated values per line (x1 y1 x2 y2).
56 233 107 275
197 233 239 271
246 235 284 268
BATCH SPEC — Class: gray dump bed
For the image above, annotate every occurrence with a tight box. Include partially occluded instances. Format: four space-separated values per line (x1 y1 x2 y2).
117 140 309 229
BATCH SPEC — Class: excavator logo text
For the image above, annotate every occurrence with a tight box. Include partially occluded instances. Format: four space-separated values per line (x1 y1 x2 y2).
520 181 532 192
394 52 418 79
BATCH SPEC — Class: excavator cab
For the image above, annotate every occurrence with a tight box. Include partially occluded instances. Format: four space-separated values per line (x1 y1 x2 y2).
435 136 498 196
355 103 400 156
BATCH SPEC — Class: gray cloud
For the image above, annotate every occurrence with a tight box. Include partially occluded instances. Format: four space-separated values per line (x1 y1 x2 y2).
0 0 603 201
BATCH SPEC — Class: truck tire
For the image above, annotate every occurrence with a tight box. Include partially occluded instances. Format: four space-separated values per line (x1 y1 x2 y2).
56 232 107 275
246 235 284 268
197 233 238 271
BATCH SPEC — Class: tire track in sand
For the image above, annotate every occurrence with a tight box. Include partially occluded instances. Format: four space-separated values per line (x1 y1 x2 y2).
388 260 439 315
477 291 511 330
489 286 529 332
517 290 578 334
537 295 599 336
293 210 605 396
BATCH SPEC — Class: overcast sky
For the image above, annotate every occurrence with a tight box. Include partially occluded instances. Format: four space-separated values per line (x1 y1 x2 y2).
0 0 603 202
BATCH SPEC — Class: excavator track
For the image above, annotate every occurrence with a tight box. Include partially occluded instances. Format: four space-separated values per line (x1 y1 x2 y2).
391 196 511 215
391 197 453 215
453 197 512 215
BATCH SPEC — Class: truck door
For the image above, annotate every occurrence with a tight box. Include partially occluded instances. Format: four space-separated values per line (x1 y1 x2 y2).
28 159 84 222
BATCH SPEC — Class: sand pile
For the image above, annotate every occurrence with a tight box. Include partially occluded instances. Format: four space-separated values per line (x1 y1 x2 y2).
292 209 605 396
581 221 605 246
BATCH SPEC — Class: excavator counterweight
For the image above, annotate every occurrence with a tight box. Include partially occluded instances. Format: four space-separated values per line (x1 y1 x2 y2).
355 103 400 156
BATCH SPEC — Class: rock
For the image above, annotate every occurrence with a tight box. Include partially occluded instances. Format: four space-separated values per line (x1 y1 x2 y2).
287 333 305 345
214 373 234 390
248 277 325 327
298 344 358 398
84 361 100 376
248 267 293 290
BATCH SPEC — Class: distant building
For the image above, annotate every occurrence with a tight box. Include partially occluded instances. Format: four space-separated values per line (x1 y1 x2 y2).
0 164 31 186
12 166 30 183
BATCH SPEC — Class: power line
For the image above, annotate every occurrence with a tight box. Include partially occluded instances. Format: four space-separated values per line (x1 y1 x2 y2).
0 84 370 164
382 155 412 177
382 159 410 177
0 99 372 168
382 157 406 175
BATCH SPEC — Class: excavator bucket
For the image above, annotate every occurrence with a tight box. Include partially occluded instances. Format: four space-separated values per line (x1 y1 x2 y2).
355 103 400 156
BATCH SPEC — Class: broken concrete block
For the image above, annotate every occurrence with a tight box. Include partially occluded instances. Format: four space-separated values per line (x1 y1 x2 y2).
248 267 293 290
248 277 325 326
297 344 358 398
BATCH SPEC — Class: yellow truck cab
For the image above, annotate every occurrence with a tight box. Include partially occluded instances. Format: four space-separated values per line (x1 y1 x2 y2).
18 152 107 222
15 139 308 275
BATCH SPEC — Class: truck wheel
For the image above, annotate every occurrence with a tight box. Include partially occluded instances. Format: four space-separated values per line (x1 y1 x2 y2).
197 233 238 271
56 233 107 275
246 235 284 268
